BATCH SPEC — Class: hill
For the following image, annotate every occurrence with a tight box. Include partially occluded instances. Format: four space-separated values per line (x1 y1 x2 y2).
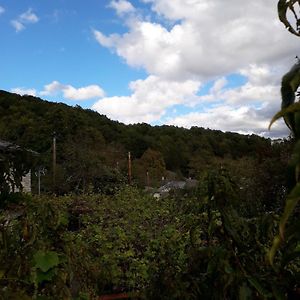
0 90 289 199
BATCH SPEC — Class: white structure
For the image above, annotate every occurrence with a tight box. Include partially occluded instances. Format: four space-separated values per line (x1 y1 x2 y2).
0 140 35 193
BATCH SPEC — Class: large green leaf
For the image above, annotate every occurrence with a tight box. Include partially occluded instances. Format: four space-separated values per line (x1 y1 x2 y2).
269 102 300 130
33 250 60 272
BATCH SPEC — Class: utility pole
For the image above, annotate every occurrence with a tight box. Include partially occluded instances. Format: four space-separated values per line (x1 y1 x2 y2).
128 151 132 185
38 168 41 196
52 132 56 193
146 171 150 187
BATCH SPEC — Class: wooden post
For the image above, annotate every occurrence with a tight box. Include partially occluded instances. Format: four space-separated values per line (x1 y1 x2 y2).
38 168 41 196
53 134 56 193
128 152 132 185
146 171 150 187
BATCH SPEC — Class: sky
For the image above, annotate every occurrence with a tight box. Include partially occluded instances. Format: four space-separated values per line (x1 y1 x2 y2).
0 0 299 138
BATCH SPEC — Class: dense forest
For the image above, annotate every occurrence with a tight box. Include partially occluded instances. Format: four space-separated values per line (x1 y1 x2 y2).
0 90 290 201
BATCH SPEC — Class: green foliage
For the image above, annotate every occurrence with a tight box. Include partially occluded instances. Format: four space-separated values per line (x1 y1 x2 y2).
0 171 299 299
133 148 166 187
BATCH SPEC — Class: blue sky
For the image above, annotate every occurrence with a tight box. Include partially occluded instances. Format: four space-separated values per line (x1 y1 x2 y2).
0 0 299 137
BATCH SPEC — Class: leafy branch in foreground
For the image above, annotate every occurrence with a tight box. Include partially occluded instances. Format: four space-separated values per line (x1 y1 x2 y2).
268 59 300 271
278 0 300 37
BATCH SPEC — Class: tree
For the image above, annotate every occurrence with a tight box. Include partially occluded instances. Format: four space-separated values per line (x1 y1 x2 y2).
0 143 36 195
133 148 166 187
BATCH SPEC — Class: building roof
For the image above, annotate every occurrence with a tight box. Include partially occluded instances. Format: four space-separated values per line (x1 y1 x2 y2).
0 139 38 155
0 139 21 151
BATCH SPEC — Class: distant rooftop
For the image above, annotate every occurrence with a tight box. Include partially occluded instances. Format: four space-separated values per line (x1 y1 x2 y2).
0 139 21 152
0 139 38 155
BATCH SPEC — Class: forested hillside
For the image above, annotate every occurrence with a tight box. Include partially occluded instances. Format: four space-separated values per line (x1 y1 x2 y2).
0 81 298 298
0 90 289 199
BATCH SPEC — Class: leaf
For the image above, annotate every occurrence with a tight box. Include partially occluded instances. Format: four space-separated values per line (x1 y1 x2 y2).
269 102 300 130
272 285 286 300
36 268 56 284
267 235 282 266
33 250 60 272
247 277 272 298
278 0 300 37
279 183 300 240
239 282 252 300
0 270 4 279
268 183 300 265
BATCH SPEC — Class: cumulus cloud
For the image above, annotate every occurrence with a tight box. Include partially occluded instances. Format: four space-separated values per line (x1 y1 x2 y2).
0 6 5 15
11 87 37 97
167 63 287 137
41 81 105 100
94 0 299 81
91 0 298 137
11 8 39 32
92 75 201 123
166 104 288 138
109 0 135 16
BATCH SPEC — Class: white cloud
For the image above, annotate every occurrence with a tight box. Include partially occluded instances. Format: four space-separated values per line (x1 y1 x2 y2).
94 0 299 81
109 0 135 16
11 20 25 32
166 105 288 138
41 81 105 100
91 63 288 136
92 75 201 123
11 87 37 96
20 8 39 23
11 8 39 32
0 6 5 15
92 0 297 137
40 81 65 95
210 77 228 94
